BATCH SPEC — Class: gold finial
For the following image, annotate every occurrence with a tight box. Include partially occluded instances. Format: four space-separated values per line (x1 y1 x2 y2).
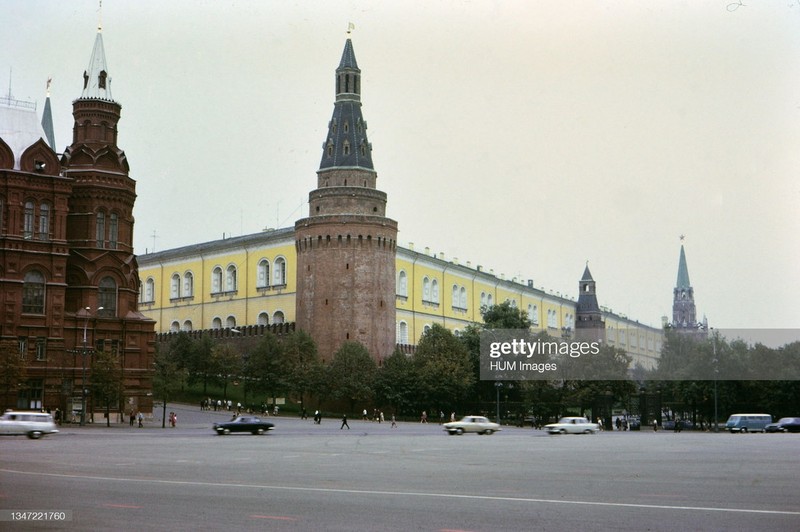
347 22 355 36
98 0 103 32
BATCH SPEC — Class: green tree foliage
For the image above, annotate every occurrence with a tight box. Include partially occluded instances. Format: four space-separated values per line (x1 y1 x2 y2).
243 333 287 404
413 324 474 411
326 341 377 411
210 343 242 402
91 349 123 427
282 330 323 410
0 343 26 410
481 301 531 329
374 349 417 415
185 334 215 394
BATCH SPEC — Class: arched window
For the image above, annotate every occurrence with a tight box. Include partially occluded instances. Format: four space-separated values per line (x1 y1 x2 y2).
273 257 286 286
183 272 193 297
397 321 409 344
170 321 180 333
273 310 285 324
212 317 222 329
459 287 467 309
22 270 45 314
182 320 193 332
96 211 105 247
257 312 269 326
431 279 439 303
480 292 487 308
487 294 493 307
108 213 118 249
23 201 34 239
397 270 408 297
226 316 236 329
170 273 181 299
422 277 430 301
257 259 270 288
225 265 237 292
98 277 117 316
144 278 155 303
451 285 459 308
38 203 50 241
211 266 223 294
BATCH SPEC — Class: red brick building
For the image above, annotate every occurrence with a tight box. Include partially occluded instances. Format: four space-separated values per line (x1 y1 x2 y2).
0 29 155 420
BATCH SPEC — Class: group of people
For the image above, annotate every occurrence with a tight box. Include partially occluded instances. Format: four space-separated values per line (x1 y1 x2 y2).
128 410 144 427
201 398 280 416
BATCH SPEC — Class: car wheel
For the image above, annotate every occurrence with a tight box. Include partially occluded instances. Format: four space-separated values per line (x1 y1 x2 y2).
741 427 748 433
484 429 493 435
27 431 43 439
560 429 567 434
455 428 464 435
256 428 265 435
222 428 230 435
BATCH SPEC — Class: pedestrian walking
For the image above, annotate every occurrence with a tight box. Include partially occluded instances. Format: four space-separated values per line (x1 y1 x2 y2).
391 414 397 428
137 411 143 428
420 411 427 423
340 414 350 430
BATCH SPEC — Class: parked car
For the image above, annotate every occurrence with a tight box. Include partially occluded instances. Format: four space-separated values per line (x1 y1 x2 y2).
443 416 500 435
0 411 59 439
765 417 800 433
213 416 274 435
545 416 600 434
662 419 693 431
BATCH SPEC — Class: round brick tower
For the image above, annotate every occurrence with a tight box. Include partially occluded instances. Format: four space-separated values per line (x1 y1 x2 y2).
295 37 397 363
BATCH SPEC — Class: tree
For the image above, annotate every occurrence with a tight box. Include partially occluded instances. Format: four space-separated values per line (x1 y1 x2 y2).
282 331 323 412
413 324 474 413
481 301 531 330
210 343 243 403
326 342 377 412
0 343 26 410
185 334 215 394
243 333 287 407
91 349 124 427
374 349 417 415
153 344 182 428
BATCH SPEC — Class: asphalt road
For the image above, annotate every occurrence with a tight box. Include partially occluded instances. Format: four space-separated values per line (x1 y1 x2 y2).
1 404 799 531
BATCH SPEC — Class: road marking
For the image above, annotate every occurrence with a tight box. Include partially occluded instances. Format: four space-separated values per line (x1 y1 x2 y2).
250 515 297 521
2 468 799 517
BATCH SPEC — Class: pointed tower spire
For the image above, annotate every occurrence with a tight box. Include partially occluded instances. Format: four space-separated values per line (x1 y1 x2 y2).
319 38 373 171
81 28 113 101
41 78 56 151
672 238 699 333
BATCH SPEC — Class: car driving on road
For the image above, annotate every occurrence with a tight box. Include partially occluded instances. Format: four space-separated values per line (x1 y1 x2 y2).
213 416 274 435
545 416 600 434
0 411 59 439
443 415 500 435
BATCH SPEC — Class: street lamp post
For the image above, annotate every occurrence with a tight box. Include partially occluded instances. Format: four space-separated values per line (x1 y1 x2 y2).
712 330 719 433
80 306 102 426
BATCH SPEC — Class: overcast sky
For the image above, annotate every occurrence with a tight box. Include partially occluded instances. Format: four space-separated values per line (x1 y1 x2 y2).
4 1 799 330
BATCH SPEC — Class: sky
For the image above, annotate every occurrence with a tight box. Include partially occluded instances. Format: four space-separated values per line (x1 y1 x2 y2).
3 0 799 330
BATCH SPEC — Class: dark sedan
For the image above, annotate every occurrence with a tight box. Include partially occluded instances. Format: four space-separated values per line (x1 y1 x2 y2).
213 416 274 435
765 417 800 433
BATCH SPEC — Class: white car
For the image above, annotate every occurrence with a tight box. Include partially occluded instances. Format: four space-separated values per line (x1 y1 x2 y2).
0 411 59 439
545 416 600 434
443 415 501 435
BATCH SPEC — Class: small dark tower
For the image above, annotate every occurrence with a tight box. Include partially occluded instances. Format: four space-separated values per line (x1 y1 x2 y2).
575 263 606 343
295 37 398 363
61 27 139 317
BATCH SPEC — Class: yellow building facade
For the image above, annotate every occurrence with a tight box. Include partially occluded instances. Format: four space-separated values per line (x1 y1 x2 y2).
138 232 663 369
